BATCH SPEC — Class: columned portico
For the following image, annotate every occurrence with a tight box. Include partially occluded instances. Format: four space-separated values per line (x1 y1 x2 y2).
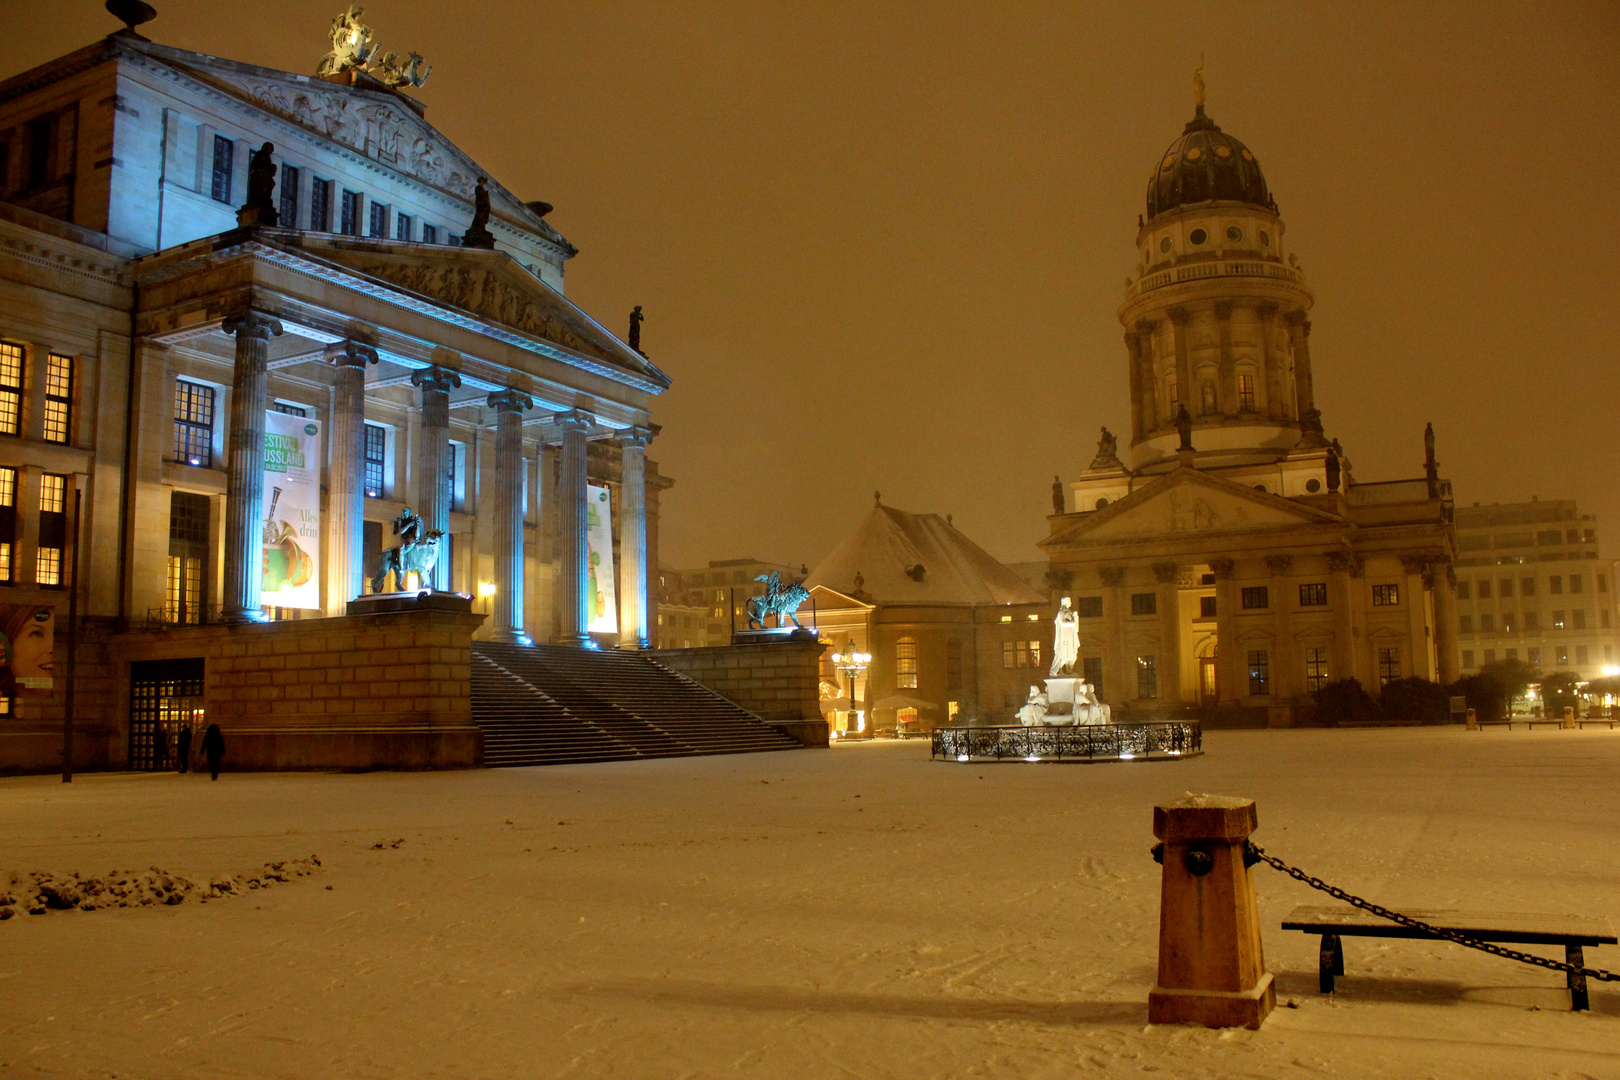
1431 558 1460 684
1209 557 1239 704
412 364 461 591
221 310 282 623
488 388 534 642
552 409 595 647
326 339 378 614
613 425 655 649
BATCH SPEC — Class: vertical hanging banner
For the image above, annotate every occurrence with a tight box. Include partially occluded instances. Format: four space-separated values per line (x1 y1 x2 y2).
585 484 618 634
0 603 55 714
261 411 322 609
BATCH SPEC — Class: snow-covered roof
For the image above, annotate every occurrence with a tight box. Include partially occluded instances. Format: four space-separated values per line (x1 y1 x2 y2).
804 504 1046 607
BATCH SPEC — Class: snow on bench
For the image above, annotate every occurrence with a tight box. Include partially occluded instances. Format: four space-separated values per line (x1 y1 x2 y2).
1281 903 1616 1010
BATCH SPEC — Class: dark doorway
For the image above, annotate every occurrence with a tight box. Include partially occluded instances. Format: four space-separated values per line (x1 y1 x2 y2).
129 658 203 771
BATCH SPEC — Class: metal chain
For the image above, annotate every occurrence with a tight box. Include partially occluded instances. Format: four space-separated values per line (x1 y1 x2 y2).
1244 842 1618 983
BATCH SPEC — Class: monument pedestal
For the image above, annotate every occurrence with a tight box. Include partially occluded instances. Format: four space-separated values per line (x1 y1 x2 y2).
347 590 473 617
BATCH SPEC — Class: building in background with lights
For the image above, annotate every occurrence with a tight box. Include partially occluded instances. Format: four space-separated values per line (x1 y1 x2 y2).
1041 87 1458 725
656 557 805 648
802 498 1048 735
1453 499 1620 680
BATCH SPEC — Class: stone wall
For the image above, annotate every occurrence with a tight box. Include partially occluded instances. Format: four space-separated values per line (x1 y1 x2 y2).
26 608 485 774
648 639 829 747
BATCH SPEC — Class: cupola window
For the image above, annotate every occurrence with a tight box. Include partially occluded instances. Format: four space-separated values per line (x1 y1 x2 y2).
1215 145 1231 158
1159 236 1173 253
1226 226 1243 242
1259 230 1271 247
1189 228 1207 245
1185 147 1203 161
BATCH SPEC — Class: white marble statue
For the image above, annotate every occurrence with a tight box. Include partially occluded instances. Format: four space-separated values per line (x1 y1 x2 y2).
1016 685 1049 727
1073 681 1112 726
1050 596 1079 676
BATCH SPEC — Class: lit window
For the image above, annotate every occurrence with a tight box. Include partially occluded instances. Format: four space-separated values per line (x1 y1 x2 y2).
1377 647 1401 686
1237 373 1256 412
0 465 14 582
1372 584 1400 606
167 490 209 624
173 381 214 467
1002 640 1015 669
0 341 23 435
1299 582 1328 606
364 423 387 498
1552 610 1565 629
1136 655 1159 699
1247 650 1270 696
42 353 71 444
1302 650 1328 693
1241 586 1269 610
1028 640 1042 671
896 637 918 689
37 473 65 588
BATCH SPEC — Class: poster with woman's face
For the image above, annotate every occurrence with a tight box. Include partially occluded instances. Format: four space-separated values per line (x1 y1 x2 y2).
0 604 55 699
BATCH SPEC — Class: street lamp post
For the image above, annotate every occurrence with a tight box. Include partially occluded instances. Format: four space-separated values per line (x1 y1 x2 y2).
832 647 871 739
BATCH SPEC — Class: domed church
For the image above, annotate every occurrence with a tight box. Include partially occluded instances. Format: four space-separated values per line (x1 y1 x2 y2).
1040 79 1459 725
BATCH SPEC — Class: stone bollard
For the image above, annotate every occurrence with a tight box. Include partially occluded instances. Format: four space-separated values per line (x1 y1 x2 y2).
1563 706 1577 730
1149 794 1274 1030
1466 707 1478 731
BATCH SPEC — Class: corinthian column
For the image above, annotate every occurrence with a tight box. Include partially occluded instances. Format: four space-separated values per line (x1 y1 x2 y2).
411 365 461 590
613 425 655 649
488 388 534 642
552 409 595 647
326 340 378 613
1431 557 1460 685
221 310 282 622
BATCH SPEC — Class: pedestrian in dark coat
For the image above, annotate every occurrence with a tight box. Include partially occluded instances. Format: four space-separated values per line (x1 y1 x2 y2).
154 724 170 771
200 723 225 780
176 723 193 773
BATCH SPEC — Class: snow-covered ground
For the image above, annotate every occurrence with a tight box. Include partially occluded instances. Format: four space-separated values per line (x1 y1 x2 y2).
2 728 1616 1079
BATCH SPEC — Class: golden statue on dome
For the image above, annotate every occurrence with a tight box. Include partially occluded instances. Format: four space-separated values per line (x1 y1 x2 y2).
1194 53 1206 112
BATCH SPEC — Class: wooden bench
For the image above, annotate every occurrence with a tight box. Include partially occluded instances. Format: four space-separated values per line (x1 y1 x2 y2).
1577 717 1617 730
1282 904 1616 1010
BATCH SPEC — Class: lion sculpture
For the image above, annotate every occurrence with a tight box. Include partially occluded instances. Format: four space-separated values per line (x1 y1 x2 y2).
746 571 810 630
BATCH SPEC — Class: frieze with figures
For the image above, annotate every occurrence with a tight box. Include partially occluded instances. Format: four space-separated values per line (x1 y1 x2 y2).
353 260 620 365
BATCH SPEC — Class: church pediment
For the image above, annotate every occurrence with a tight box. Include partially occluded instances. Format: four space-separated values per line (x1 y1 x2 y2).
1045 468 1341 546
309 243 664 383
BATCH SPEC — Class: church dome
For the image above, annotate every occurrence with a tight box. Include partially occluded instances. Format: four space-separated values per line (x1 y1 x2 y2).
1145 106 1273 220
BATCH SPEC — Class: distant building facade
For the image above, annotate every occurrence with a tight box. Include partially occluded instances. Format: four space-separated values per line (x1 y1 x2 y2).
660 557 803 647
1453 500 1620 679
1041 94 1458 723
803 502 1048 735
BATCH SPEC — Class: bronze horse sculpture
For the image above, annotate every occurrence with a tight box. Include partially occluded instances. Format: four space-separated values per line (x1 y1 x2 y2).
370 507 443 593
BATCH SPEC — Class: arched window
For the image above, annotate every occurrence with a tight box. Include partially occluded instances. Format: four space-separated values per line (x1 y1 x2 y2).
896 636 918 689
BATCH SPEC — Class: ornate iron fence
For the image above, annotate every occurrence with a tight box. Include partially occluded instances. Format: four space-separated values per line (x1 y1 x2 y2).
931 722 1201 762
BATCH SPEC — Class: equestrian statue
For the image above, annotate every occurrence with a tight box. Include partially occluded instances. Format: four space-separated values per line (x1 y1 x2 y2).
746 571 811 630
370 506 443 593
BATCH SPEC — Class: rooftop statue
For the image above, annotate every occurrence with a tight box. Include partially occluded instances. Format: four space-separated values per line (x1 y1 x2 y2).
317 6 431 89
237 142 280 227
1090 426 1122 468
1175 403 1194 452
461 177 496 249
628 305 645 355
747 571 810 631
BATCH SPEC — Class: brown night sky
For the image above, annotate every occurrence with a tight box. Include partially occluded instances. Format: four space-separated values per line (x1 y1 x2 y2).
6 2 1617 569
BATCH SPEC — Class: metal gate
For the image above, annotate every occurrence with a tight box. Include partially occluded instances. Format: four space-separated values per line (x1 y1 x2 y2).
129 658 204 771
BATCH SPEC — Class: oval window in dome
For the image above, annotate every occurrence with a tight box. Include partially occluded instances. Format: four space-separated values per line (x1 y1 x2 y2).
1259 230 1271 246
1215 145 1232 159
1185 147 1203 162
1226 226 1243 242
1189 228 1207 245
1240 148 1254 162
1160 236 1173 253
1161 155 1176 171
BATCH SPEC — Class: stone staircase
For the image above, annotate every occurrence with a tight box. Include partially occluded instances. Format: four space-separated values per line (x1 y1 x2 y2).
470 642 802 767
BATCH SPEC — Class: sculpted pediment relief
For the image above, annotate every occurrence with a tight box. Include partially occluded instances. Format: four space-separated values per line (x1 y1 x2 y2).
344 256 640 370
1057 471 1339 545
